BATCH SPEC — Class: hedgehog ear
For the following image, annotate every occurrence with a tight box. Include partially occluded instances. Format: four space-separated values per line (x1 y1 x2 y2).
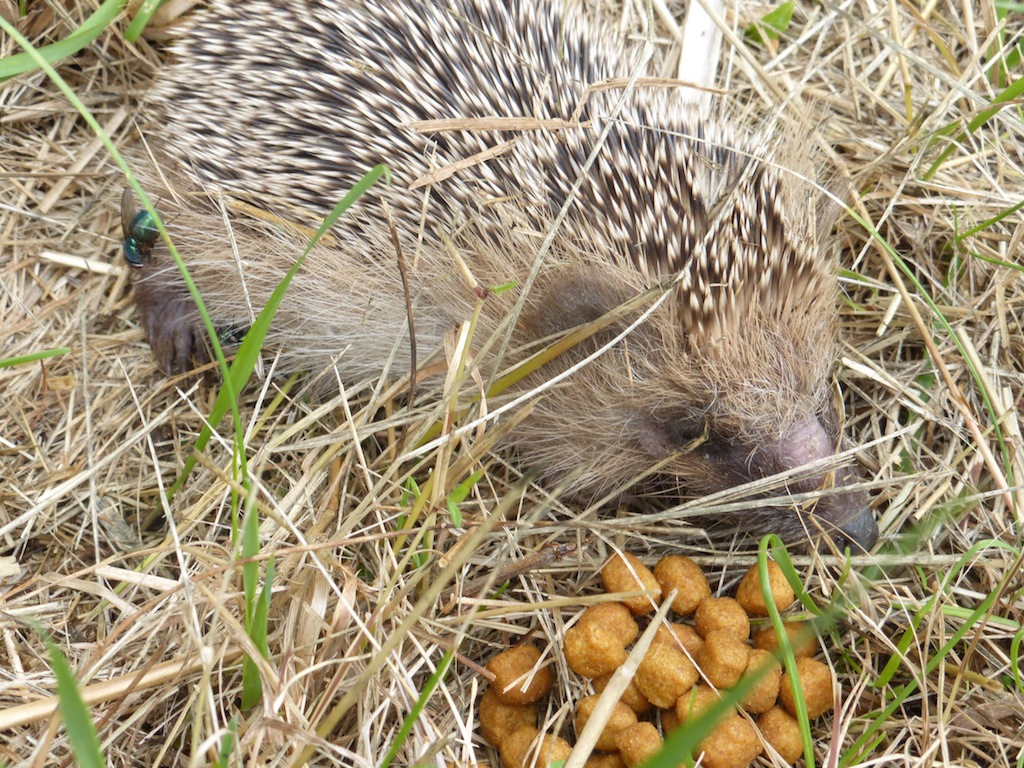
521 267 634 339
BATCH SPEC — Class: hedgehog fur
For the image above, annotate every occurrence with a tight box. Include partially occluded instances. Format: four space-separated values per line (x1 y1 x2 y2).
130 0 878 550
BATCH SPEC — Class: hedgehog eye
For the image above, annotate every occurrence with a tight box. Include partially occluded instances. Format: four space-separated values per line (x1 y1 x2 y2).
664 419 708 448
633 412 707 458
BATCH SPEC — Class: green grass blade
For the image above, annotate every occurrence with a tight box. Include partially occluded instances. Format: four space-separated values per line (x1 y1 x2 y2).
46 639 107 768
0 347 71 368
378 650 455 768
214 717 238 768
0 0 126 82
241 556 276 711
445 468 484 527
123 0 164 42
745 1 795 45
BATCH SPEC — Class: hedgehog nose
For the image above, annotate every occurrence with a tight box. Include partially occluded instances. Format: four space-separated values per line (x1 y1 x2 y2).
834 508 879 553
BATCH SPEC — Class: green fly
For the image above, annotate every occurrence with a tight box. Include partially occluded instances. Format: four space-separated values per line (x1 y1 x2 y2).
120 187 159 268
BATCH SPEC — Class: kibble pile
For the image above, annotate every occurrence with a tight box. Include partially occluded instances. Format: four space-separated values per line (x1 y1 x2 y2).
480 556 835 768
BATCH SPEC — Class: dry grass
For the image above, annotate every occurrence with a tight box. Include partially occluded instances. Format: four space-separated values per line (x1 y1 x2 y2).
1 0 1023 766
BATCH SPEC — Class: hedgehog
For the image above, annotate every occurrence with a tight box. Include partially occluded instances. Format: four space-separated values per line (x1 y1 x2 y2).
128 0 879 551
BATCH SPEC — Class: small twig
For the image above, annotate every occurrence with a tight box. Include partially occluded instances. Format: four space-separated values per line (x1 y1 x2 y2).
383 201 417 424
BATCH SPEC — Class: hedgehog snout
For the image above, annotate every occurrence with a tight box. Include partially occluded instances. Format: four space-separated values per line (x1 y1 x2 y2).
769 418 878 552
829 487 879 553
771 416 847 493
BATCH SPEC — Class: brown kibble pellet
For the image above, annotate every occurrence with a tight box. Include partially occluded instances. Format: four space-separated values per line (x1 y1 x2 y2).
758 706 804 764
535 734 572 766
615 721 663 767
499 726 571 768
634 642 698 709
575 694 639 752
696 630 750 689
737 648 782 714
694 713 763 768
487 644 553 705
584 754 627 768
564 622 628 678
593 672 652 714
675 684 730 726
735 560 796 617
578 602 640 646
652 622 704 656
780 657 834 719
694 597 750 639
752 621 817 659
653 555 711 616
498 726 537 768
601 552 662 616
479 687 537 746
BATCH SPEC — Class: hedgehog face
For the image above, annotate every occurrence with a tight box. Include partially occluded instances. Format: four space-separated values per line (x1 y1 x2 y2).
516 273 876 552
613 355 875 551
636 409 877 552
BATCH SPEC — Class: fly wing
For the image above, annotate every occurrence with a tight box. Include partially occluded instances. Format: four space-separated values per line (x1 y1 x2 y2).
120 186 136 239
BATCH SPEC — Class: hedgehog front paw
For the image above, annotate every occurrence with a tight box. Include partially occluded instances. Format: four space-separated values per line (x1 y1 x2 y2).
132 274 206 375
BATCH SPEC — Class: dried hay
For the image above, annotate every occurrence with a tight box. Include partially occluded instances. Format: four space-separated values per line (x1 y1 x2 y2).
0 0 1022 766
